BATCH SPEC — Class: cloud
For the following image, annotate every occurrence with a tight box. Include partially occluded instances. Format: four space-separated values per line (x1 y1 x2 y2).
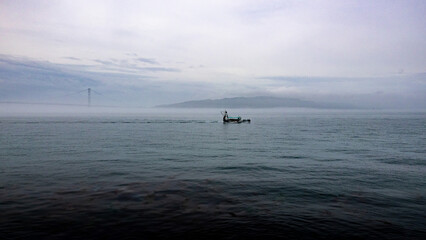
93 59 113 65
136 58 158 65
0 55 99 87
2 0 425 78
0 1 425 108
63 57 81 61
92 58 179 73
0 55 206 106
1 54 425 108
259 74 426 95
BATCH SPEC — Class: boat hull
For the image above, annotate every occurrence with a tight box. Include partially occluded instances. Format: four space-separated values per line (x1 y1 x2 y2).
223 119 251 123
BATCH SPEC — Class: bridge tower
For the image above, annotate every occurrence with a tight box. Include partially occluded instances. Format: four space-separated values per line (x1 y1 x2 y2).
88 88 91 107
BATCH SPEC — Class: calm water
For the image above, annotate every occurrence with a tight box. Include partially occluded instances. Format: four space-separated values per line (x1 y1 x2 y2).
1 109 425 239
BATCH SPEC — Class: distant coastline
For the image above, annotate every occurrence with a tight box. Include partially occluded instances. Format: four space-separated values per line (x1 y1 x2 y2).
156 96 356 109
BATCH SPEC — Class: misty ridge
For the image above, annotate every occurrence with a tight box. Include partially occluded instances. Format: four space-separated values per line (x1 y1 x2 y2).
157 96 355 109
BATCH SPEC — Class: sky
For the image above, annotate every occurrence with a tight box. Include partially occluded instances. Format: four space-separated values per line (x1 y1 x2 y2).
0 0 425 108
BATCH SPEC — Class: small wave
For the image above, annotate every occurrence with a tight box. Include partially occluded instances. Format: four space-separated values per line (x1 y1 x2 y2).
143 120 208 124
277 155 305 159
5 119 213 125
214 165 284 173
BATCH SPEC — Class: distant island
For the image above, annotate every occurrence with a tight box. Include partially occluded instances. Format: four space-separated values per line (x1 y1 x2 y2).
157 96 355 109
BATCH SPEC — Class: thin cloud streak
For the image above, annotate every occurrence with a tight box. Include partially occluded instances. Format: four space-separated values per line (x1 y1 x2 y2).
136 58 159 65
92 58 179 73
63 57 81 61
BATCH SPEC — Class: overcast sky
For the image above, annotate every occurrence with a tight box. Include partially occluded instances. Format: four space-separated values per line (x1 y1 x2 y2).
0 0 425 108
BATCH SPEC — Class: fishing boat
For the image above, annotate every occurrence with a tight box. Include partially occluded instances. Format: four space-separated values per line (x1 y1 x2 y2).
221 110 251 123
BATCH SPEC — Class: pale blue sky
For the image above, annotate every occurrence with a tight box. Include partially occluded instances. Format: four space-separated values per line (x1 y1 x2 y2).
0 0 425 107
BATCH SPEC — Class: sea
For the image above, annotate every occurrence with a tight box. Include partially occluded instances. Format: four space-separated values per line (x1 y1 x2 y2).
1 107 425 239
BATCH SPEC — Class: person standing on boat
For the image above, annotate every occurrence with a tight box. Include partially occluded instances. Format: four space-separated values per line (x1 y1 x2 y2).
223 110 229 122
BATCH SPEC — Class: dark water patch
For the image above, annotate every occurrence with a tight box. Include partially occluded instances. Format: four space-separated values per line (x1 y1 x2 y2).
276 154 305 159
0 201 420 240
377 157 426 166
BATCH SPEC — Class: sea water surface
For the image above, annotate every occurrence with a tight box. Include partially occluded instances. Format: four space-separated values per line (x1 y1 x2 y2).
0 108 425 239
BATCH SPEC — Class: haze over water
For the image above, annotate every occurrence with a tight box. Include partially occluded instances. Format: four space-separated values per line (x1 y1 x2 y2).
1 108 425 239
